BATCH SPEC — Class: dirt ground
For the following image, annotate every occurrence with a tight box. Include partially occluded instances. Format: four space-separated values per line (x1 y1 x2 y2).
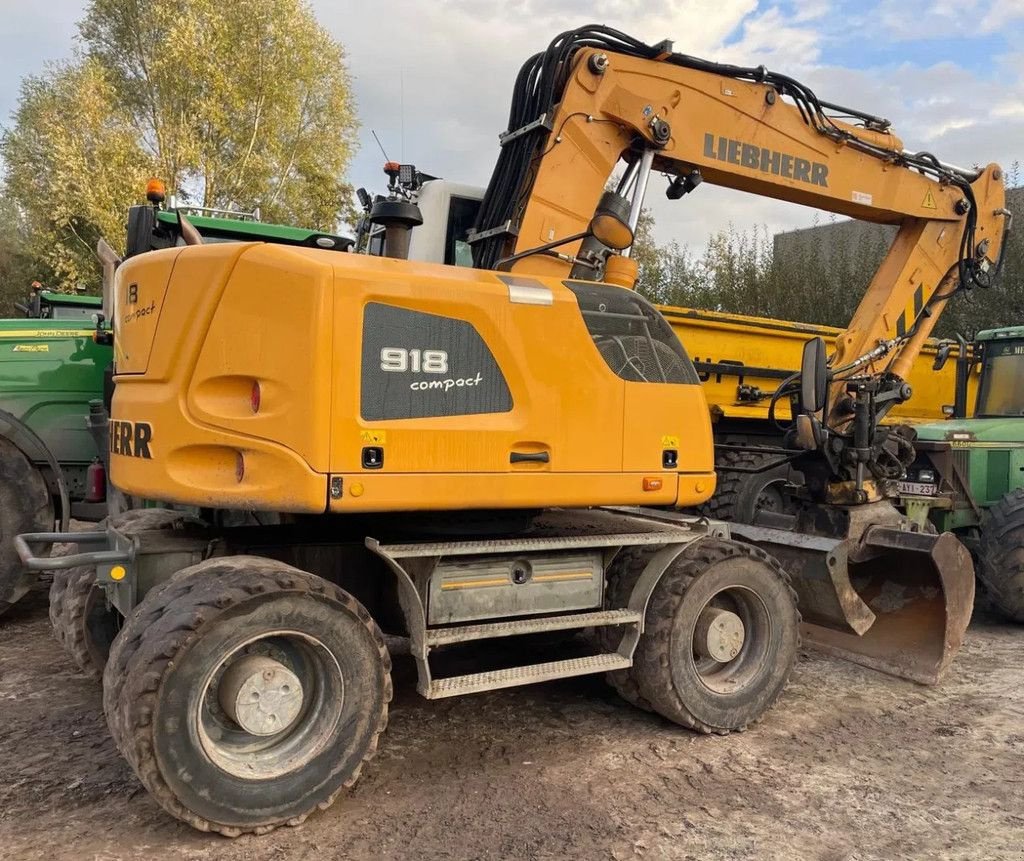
1 581 1022 861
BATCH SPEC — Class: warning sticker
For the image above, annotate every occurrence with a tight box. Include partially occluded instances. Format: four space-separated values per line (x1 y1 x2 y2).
852 191 873 205
360 430 387 445
922 189 937 209
661 435 680 448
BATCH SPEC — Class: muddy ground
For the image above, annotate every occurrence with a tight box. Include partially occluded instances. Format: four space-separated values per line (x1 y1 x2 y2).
1 580 1022 861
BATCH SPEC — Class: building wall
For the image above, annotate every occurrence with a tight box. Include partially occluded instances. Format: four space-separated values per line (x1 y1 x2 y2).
773 186 1022 271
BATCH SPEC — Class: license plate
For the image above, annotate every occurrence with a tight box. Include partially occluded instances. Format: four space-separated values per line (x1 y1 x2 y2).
898 481 937 496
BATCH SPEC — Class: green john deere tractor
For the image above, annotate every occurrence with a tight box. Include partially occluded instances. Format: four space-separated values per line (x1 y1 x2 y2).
0 288 110 615
0 188 353 620
902 326 1024 621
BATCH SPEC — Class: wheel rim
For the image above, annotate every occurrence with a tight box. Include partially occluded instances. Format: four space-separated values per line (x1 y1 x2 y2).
197 630 344 780
688 586 771 695
756 480 793 514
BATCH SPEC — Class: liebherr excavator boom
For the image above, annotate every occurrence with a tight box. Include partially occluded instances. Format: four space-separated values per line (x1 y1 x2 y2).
468 26 1008 683
14 25 1007 835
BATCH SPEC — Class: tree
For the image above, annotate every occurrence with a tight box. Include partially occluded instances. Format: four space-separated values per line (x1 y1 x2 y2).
2 58 151 288
634 184 1024 340
0 193 54 316
1 0 359 290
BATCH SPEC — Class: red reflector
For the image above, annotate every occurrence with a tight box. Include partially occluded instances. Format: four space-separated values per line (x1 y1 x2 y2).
235 451 245 483
250 380 261 414
643 477 663 492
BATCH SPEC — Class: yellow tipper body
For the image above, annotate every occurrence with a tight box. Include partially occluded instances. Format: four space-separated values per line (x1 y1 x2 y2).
110 243 715 513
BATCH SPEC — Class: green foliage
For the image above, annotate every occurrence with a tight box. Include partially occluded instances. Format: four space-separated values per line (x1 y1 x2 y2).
0 193 54 316
1 0 358 292
2 58 150 289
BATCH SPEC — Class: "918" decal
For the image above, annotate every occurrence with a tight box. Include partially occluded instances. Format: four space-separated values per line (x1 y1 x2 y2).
380 348 449 373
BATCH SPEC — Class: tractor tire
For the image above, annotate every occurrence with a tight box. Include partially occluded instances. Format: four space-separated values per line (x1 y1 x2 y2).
629 537 799 734
0 438 54 617
103 556 392 836
977 489 1024 623
49 509 204 677
599 547 654 712
696 448 798 524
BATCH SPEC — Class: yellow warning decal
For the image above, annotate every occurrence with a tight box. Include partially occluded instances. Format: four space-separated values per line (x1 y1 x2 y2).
12 344 49 352
661 435 680 448
360 429 387 445
922 189 937 209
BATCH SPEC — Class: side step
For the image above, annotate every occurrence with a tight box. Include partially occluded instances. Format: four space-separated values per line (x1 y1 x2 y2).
426 653 631 699
378 531 683 559
426 609 641 646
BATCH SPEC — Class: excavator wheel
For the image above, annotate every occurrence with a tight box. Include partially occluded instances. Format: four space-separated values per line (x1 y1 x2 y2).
977 489 1024 623
630 538 799 733
0 438 54 617
49 509 203 677
103 556 392 836
697 448 799 524
50 563 119 678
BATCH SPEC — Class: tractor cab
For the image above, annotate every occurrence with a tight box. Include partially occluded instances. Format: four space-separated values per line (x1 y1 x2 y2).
974 327 1024 419
125 179 354 259
15 284 101 321
906 326 1024 506
353 164 482 265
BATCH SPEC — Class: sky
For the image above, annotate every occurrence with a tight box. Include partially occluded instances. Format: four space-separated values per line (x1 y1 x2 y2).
1 0 1023 248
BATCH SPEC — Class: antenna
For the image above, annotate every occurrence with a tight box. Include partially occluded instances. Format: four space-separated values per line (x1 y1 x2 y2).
400 71 405 162
371 129 392 164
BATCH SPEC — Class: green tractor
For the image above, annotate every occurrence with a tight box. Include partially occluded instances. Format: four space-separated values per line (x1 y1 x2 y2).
902 326 1024 621
0 286 111 615
0 186 353 619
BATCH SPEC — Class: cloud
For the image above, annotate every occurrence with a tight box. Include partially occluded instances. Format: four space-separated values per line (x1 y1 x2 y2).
876 0 1024 40
1 1 1020 251
319 0 828 247
0 0 80 129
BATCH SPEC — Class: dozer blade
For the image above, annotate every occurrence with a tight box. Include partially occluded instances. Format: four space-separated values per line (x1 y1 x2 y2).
730 503 975 685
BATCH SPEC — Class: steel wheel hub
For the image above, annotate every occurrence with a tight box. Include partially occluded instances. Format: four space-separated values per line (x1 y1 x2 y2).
218 655 304 736
694 606 745 662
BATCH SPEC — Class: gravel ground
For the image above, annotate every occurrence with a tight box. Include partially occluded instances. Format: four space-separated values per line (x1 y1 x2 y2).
1 580 1022 861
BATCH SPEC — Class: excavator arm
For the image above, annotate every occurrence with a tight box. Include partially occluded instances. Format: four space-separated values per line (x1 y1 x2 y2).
473 25 1008 494
473 26 1011 684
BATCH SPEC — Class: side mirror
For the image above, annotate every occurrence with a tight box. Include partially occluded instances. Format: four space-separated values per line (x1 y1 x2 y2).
933 341 953 371
800 337 828 414
589 192 634 251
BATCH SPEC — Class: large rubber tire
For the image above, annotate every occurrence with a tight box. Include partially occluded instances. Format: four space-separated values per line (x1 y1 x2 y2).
977 489 1024 623
51 564 120 678
697 449 798 524
48 509 204 677
0 439 54 616
600 547 655 712
628 538 799 733
103 556 392 836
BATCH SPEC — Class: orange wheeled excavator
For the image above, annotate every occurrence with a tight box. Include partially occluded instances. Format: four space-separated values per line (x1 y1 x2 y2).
17 25 1007 836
